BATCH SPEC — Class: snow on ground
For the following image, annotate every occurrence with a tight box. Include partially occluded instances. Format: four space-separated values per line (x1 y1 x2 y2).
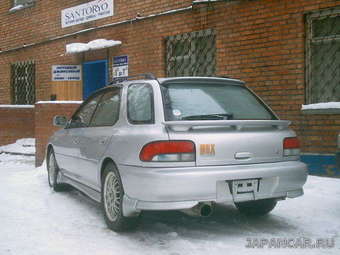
0 138 35 155
0 151 339 255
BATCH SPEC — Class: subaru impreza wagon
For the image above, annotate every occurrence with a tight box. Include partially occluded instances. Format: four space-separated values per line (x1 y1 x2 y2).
47 75 308 231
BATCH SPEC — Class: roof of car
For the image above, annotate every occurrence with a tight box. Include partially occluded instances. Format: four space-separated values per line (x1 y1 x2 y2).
158 77 244 85
108 76 245 87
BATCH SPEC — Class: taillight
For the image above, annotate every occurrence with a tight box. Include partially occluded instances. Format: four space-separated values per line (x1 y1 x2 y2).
140 141 195 162
283 137 300 156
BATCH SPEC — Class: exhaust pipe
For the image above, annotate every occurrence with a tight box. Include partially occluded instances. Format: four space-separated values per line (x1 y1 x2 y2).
181 202 214 217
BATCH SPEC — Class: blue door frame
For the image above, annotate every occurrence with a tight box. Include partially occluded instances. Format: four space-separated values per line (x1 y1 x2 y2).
83 60 108 100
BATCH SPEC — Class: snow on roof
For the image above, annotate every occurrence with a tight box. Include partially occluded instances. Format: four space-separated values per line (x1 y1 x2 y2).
87 39 121 50
36 101 83 104
0 104 34 108
301 102 340 110
66 43 89 53
66 39 122 54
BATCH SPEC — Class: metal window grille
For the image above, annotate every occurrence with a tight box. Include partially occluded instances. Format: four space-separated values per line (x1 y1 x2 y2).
306 8 340 104
11 61 35 105
13 0 34 7
166 29 216 77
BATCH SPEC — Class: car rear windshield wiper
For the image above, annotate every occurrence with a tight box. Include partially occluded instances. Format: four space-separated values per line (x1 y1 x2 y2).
181 113 233 120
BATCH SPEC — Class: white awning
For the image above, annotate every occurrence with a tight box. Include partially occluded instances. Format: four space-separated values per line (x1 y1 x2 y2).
66 39 121 54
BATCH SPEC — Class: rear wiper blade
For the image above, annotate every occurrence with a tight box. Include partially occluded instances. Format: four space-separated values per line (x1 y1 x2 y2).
181 113 233 120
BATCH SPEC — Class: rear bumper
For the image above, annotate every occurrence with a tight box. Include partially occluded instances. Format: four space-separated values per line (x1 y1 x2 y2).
119 161 307 215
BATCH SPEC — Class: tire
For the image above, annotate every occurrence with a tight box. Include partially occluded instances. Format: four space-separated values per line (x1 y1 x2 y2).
47 150 70 192
235 199 277 216
101 162 139 232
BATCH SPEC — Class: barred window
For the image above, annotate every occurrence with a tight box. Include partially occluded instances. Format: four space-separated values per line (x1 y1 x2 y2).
306 9 340 104
13 0 34 7
166 29 216 77
11 61 35 105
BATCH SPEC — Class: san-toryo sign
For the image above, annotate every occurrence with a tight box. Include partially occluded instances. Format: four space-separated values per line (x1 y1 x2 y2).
61 0 114 28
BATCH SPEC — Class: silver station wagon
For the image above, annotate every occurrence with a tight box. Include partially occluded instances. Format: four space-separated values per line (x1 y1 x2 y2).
47 75 308 231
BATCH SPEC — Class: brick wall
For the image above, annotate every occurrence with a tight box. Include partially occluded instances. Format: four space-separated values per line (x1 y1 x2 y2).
0 106 35 146
301 115 340 154
0 0 191 52
35 102 81 166
1 0 340 156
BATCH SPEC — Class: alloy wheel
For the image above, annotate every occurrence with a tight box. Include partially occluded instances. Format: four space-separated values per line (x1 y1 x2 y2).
104 171 121 222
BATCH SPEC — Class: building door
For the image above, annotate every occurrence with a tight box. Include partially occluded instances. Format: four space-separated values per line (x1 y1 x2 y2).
83 60 108 99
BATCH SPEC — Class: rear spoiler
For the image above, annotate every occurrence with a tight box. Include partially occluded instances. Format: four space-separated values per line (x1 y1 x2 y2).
163 120 291 132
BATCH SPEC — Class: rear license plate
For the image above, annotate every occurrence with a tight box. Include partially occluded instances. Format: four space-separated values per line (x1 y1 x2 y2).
232 179 259 201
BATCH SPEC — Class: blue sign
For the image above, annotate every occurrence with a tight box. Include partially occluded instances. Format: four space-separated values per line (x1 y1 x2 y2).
113 55 128 78
113 56 128 66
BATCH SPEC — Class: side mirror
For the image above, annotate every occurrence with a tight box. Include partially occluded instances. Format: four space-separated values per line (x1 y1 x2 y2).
53 116 67 127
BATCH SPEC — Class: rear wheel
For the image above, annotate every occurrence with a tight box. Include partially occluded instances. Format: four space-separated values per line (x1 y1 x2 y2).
235 199 277 216
47 150 70 192
101 162 139 232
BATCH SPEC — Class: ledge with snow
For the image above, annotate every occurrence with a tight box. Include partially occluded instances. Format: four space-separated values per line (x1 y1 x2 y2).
302 102 340 115
66 39 121 54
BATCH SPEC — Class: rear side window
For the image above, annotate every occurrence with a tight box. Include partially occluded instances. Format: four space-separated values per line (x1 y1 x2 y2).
161 82 276 121
90 89 120 127
127 83 154 124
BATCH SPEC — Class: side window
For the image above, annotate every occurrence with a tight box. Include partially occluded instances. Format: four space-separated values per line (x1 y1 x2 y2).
127 83 154 124
90 89 121 127
69 94 102 128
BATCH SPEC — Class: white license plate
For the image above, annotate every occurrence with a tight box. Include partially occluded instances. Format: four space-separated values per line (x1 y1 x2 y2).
232 179 259 201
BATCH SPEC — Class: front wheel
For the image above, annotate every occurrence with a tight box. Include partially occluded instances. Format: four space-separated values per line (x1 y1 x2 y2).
47 150 70 192
101 162 139 232
235 199 277 216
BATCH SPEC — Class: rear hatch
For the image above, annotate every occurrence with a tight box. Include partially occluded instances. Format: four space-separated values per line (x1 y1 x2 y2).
160 78 294 166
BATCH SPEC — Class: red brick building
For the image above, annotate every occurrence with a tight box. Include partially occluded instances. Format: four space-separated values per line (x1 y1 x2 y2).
0 0 339 174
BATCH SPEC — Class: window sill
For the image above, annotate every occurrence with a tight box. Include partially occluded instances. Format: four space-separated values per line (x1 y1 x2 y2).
9 2 35 13
302 102 340 115
302 108 340 115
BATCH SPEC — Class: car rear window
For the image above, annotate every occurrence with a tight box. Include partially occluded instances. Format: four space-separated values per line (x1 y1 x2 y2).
161 82 276 121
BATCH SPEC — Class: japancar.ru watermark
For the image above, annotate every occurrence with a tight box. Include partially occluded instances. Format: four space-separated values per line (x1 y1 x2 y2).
245 237 335 249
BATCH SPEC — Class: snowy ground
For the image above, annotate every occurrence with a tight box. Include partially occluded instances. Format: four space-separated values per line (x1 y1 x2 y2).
0 138 35 155
0 146 339 255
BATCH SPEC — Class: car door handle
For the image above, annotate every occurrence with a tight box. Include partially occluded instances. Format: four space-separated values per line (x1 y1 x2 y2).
235 152 253 160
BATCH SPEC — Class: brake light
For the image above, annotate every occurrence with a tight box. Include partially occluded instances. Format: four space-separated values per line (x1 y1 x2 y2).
140 141 195 162
283 137 300 156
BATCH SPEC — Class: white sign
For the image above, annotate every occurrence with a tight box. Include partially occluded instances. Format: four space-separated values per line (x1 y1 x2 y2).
52 65 82 81
61 0 114 28
113 55 128 78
